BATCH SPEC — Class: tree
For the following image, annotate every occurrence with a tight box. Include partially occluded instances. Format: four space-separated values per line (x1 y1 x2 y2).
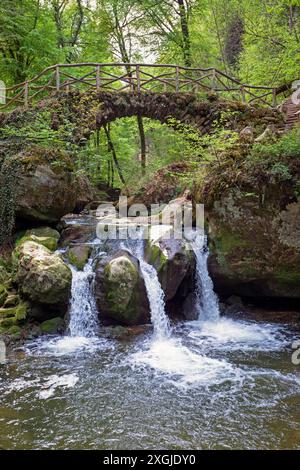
99 0 148 174
0 0 60 84
50 0 85 62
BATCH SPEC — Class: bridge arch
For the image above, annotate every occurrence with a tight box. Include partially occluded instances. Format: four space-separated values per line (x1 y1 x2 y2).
58 90 253 144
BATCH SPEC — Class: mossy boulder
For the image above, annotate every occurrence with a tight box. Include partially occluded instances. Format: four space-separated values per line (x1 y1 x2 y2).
207 190 300 299
14 241 72 308
40 317 64 335
26 227 60 241
66 245 91 270
16 234 58 252
12 150 94 223
145 226 195 301
95 250 150 325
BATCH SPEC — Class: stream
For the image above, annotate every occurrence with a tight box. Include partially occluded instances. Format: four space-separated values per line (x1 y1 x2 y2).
0 228 299 449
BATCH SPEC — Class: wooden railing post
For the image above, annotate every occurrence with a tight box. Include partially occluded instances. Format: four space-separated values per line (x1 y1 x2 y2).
55 66 60 91
24 81 29 108
96 65 101 91
136 64 141 93
175 66 179 92
211 68 216 91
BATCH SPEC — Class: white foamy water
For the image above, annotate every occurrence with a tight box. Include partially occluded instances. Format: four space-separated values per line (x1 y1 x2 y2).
68 259 99 338
192 233 220 321
131 337 241 388
139 259 171 339
38 373 79 399
184 318 290 352
123 234 171 339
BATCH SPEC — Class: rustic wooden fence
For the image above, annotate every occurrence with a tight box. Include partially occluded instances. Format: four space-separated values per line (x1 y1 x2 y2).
0 62 281 110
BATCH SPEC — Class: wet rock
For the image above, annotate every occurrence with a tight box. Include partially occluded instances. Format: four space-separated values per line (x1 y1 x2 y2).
145 226 195 301
40 317 65 335
14 241 72 308
182 292 198 321
95 250 150 326
66 245 92 270
59 224 96 247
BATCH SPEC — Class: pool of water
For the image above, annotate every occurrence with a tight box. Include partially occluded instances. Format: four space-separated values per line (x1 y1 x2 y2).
0 316 299 450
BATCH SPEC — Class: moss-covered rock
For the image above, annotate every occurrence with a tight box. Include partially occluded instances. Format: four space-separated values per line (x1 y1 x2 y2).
207 189 300 299
8 150 94 223
26 227 60 241
40 317 64 334
95 250 150 325
66 245 91 270
15 241 72 307
16 234 58 252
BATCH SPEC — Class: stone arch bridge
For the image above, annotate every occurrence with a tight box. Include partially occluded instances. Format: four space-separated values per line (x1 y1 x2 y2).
0 62 284 143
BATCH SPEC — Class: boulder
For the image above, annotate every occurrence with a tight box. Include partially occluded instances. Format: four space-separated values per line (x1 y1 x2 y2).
59 224 96 247
13 151 94 223
95 250 150 325
25 227 60 241
66 245 92 270
145 225 195 301
17 233 58 252
14 241 72 308
207 190 300 299
40 317 65 335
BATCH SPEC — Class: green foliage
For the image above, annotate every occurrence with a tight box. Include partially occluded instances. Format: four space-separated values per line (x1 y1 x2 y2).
251 127 300 160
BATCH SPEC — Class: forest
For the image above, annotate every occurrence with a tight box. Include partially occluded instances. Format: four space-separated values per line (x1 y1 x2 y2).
0 0 300 453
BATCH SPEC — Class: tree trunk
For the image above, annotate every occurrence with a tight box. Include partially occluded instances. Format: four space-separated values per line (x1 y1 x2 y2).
177 0 192 67
137 115 146 175
103 125 126 186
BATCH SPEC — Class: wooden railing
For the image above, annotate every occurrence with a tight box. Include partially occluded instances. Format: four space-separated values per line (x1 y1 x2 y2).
0 62 281 110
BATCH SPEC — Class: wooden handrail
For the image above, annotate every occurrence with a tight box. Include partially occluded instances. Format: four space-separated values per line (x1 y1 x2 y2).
0 62 284 110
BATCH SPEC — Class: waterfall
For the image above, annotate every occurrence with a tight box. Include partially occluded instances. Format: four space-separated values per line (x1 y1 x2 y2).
122 233 170 339
139 259 171 339
191 233 220 321
68 257 99 337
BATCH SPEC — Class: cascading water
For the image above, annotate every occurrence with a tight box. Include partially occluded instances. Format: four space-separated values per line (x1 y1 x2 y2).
191 232 220 321
68 256 99 338
122 232 170 339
